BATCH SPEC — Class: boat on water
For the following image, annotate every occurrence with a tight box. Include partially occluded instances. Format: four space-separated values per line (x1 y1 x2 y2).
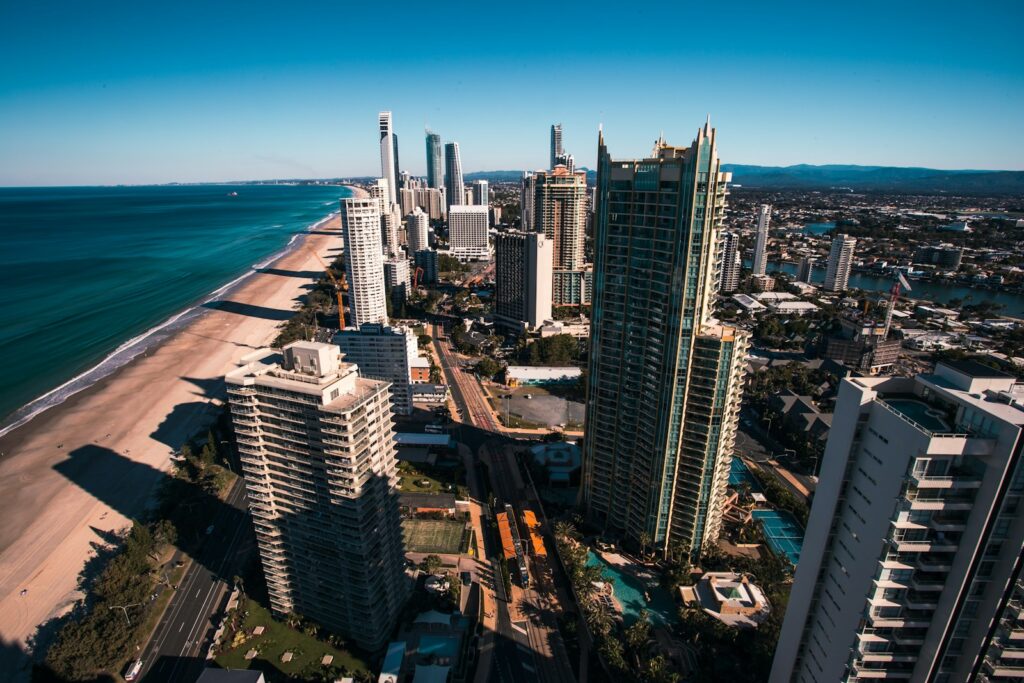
227 191 238 197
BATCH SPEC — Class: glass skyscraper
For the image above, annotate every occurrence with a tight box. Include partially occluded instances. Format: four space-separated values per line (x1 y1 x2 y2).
425 130 443 190
581 122 749 559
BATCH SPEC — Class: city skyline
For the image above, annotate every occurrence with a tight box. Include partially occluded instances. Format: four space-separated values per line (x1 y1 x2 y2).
2 2 1024 185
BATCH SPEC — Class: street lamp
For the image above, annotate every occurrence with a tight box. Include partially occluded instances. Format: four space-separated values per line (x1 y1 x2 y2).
109 602 142 626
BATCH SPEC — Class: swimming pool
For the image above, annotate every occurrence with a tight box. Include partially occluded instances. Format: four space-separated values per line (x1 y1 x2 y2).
586 552 677 625
729 458 763 492
752 509 804 565
418 634 460 659
882 398 950 433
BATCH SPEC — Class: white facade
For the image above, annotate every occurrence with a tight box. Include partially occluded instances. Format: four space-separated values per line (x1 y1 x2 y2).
448 205 490 261
751 203 771 277
335 324 422 416
341 197 387 327
384 257 410 304
824 233 857 292
771 361 1024 683
226 342 408 650
719 231 742 292
520 172 535 231
379 111 397 206
406 207 429 252
471 179 489 207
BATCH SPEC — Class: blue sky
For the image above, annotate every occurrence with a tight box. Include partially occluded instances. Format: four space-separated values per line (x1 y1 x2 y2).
1 1 1022 185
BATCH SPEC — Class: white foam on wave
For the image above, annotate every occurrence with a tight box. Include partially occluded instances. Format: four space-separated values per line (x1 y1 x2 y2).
0 209 341 439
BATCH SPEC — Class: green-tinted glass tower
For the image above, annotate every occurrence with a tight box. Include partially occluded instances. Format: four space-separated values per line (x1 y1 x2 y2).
581 121 749 559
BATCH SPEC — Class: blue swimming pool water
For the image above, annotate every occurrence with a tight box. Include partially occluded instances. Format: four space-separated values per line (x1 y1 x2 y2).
419 634 460 659
882 398 950 433
753 510 804 565
729 458 763 492
586 552 677 625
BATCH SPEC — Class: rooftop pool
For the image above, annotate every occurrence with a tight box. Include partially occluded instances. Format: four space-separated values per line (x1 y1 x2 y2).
882 398 951 433
586 551 677 625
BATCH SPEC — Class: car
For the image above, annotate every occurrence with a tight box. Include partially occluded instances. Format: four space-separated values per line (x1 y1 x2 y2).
205 525 215 535
524 394 533 399
124 659 143 681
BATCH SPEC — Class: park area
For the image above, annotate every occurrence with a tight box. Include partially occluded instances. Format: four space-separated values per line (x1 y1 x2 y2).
216 597 369 681
397 459 465 496
402 518 470 554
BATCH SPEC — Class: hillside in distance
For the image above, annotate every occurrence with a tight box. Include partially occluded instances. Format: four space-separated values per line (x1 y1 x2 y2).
721 164 1024 194
466 165 1024 195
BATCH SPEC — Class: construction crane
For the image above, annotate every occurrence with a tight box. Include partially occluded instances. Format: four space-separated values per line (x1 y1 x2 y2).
882 271 913 340
412 266 424 290
306 247 346 330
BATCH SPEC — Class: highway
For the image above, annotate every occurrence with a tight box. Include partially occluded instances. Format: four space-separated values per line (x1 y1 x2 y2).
138 479 254 682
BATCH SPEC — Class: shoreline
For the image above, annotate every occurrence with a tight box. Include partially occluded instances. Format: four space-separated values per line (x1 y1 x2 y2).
0 208 341 440
0 186 364 666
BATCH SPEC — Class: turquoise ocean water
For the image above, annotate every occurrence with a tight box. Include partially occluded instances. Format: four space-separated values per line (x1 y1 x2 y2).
0 184 351 433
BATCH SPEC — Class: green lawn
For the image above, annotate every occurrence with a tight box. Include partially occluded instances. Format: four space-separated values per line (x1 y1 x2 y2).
215 598 369 681
397 461 462 494
403 518 469 554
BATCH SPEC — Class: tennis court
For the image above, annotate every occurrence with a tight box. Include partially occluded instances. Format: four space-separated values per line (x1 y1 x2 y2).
752 509 804 565
403 518 468 554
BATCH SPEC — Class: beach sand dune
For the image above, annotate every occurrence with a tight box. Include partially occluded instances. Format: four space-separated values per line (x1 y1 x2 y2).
0 212 345 667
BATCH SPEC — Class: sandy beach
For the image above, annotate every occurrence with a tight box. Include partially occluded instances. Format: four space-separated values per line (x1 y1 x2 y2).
0 200 356 663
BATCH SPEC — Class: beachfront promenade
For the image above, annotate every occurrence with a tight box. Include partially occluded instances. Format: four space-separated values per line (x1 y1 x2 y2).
0 210 351 676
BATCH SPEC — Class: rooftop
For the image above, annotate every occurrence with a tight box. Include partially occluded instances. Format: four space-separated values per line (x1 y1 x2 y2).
940 358 1014 380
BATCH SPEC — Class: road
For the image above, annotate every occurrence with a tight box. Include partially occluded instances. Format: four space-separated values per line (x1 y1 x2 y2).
432 322 576 683
138 479 254 683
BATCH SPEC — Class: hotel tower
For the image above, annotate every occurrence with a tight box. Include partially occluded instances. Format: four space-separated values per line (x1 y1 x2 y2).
581 121 749 559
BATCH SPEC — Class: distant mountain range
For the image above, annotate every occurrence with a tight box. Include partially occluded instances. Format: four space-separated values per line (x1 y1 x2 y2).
465 165 1024 195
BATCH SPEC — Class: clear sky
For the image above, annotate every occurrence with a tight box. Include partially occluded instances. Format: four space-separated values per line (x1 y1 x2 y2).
2 0 1022 185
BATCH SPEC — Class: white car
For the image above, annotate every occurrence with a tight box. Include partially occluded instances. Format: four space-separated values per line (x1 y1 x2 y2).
124 659 143 681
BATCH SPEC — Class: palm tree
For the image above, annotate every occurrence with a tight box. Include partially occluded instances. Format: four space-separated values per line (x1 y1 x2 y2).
638 531 652 558
553 520 577 541
585 603 613 637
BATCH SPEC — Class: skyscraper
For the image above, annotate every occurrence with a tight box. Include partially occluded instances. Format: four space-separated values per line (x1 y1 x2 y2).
405 207 429 253
340 197 387 327
447 205 489 261
425 130 443 189
226 341 407 650
520 172 535 231
534 166 589 305
378 112 397 206
383 256 410 305
719 231 741 293
494 231 553 330
751 203 771 276
581 123 749 559
444 142 464 212
824 233 857 292
550 123 563 169
554 152 575 173
770 360 1024 683
471 179 489 207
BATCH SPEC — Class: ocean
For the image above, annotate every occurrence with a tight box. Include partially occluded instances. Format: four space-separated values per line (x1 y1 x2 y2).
0 184 351 433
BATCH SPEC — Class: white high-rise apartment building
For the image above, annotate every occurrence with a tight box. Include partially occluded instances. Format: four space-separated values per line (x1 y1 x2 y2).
379 111 397 206
448 205 490 261
383 256 410 304
771 360 1024 683
405 207 429 253
335 324 428 416
341 198 387 327
719 231 741 293
471 179 489 207
226 341 408 650
797 255 817 284
494 231 553 330
752 203 771 276
824 233 857 292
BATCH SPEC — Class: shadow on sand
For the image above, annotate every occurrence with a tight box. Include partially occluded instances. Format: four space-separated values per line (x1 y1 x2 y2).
202 300 295 322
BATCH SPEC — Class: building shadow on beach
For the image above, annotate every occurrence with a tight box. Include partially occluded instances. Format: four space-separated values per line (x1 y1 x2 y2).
202 300 294 322
256 267 323 279
149 401 218 450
